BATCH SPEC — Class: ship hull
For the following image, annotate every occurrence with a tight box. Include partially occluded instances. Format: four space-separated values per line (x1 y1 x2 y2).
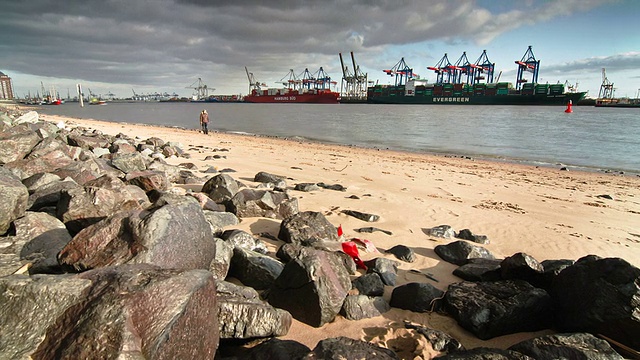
368 92 587 105
244 92 339 104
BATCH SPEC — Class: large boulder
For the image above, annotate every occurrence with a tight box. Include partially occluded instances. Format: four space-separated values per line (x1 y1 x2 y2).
508 332 624 360
216 281 292 339
4 149 74 180
444 280 552 340
202 173 239 203
110 152 147 174
390 282 445 312
0 264 219 359
278 211 338 246
434 240 496 266
0 126 41 164
551 256 640 351
268 247 351 327
304 337 399 359
52 158 123 185
229 247 284 290
0 168 29 234
340 295 390 320
227 188 298 219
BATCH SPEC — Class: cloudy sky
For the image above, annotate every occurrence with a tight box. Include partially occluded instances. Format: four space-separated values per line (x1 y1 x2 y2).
1 0 639 99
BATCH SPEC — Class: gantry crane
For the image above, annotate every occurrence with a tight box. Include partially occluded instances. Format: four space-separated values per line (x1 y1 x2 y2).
279 69 301 90
515 46 540 89
245 67 266 94
339 52 368 100
186 78 212 101
383 57 416 86
598 68 615 99
428 54 453 84
473 50 495 84
451 52 475 84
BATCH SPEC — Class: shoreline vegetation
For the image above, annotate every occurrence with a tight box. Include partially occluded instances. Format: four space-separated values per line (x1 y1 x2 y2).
2 103 639 356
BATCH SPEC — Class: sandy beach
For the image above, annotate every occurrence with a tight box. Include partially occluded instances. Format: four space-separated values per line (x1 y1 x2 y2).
20 109 640 352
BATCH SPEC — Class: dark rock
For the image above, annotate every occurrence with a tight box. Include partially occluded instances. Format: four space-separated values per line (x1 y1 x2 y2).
509 332 624 360
444 280 552 340
0 168 29 234
453 258 503 282
535 259 574 289
0 264 219 359
340 295 390 320
365 257 399 286
220 229 268 254
404 321 465 353
202 173 239 203
316 182 347 191
426 224 455 239
268 248 351 327
125 170 170 192
352 272 385 296
217 280 292 339
229 247 284 290
551 256 640 351
341 209 380 222
126 195 217 270
254 171 287 189
434 240 496 266
227 188 298 219
241 338 311 360
294 182 320 192
304 336 399 359
278 211 338 246
390 282 444 312
500 252 544 283
355 226 393 235
455 229 489 244
385 244 416 263
435 347 533 359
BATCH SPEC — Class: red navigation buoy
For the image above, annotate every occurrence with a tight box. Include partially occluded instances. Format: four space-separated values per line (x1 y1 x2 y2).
565 100 573 113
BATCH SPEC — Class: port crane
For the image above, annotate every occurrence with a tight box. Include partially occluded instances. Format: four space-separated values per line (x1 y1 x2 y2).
598 68 615 99
339 52 368 100
245 67 266 94
451 52 475 84
473 50 495 84
312 67 336 91
186 78 213 101
279 69 301 90
515 46 540 89
428 54 453 84
384 57 416 86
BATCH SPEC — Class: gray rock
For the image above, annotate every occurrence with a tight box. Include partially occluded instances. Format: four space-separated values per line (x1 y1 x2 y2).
202 173 239 203
426 224 455 239
229 247 284 290
444 280 552 340
268 248 351 327
22 172 61 193
110 152 147 173
340 295 390 320
0 126 41 164
294 182 320 192
434 240 496 266
509 332 624 360
0 168 29 234
304 336 399 359
209 238 234 280
453 258 503 282
203 209 240 235
125 170 170 192
227 188 298 219
220 229 268 254
254 171 287 189
352 272 385 296
365 257 400 286
456 228 489 244
341 209 380 222
217 280 292 339
278 211 338 246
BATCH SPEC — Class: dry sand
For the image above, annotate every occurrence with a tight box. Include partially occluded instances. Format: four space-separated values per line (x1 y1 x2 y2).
33 111 640 353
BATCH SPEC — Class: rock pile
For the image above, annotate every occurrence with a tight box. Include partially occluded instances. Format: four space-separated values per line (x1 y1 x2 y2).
0 108 638 359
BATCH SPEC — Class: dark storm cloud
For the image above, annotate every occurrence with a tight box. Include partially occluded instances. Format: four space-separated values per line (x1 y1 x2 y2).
0 0 613 94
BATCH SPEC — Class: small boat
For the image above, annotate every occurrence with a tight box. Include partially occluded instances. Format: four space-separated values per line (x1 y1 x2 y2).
89 99 107 105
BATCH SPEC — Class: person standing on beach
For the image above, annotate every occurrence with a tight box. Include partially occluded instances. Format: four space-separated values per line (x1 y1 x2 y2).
199 109 209 135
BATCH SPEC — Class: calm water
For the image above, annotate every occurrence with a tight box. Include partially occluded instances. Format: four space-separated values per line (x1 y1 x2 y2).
37 102 640 173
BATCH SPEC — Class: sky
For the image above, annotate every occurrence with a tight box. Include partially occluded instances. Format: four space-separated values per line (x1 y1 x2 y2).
1 0 639 100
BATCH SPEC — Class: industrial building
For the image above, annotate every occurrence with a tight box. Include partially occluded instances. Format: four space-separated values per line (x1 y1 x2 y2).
0 71 14 100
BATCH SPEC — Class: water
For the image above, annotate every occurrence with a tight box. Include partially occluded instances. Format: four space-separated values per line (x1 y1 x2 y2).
37 102 640 173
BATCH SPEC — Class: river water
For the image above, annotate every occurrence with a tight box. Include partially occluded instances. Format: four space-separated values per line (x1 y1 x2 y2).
36 102 640 173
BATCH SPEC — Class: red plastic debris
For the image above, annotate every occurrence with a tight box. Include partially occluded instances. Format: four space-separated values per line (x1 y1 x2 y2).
341 241 367 270
337 224 343 237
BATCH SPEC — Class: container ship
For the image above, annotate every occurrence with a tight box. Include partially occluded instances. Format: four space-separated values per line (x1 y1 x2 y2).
366 46 587 105
243 67 340 104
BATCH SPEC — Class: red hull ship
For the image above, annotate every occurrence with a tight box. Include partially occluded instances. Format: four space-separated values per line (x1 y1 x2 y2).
244 67 340 104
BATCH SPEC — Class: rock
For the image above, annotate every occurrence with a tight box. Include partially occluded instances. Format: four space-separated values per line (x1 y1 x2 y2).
209 238 234 280
455 229 489 244
452 258 503 282
110 152 147 173
551 256 640 351
52 158 123 185
444 280 552 340
341 295 390 320
203 210 240 236
500 252 544 283
22 172 61 193
229 247 284 290
254 171 287 189
202 173 240 203
4 149 74 179
316 182 347 191
128 195 217 270
403 321 465 353
0 126 41 164
125 170 170 192
509 332 624 360
187 192 225 211
268 248 351 327
227 188 298 219
217 280 292 339
27 178 79 211
304 336 399 359
0 264 219 359
535 259 574 289
385 244 416 263
426 224 455 239
0 168 29 234
67 132 110 150
238 338 311 360
435 347 533 359
365 257 399 286
341 209 380 222
220 229 268 254
278 211 338 246
352 272 385 296
390 282 445 312
294 182 320 192
147 159 182 183
434 240 496 266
